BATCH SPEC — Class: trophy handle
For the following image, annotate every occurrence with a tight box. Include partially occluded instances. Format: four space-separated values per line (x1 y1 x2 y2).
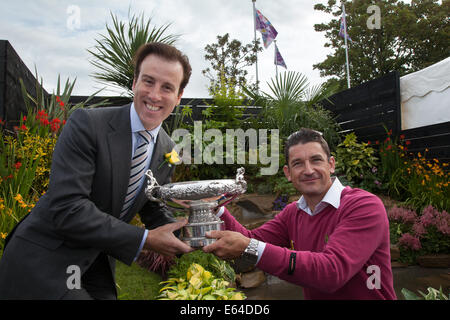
144 170 164 204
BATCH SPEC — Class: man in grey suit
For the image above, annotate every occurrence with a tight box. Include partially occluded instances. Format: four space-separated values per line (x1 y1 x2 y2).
0 42 193 299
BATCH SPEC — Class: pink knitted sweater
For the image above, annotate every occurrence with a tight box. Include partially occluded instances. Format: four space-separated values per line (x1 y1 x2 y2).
221 187 397 300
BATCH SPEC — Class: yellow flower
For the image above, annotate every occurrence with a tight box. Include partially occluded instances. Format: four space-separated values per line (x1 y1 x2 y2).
1 232 7 239
158 149 181 169
165 149 181 165
14 194 23 202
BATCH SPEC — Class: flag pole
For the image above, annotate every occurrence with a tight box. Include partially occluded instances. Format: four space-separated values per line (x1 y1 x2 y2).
252 0 259 92
342 2 351 88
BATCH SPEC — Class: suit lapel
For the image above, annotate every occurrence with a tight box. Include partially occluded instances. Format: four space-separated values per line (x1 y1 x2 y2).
107 105 132 218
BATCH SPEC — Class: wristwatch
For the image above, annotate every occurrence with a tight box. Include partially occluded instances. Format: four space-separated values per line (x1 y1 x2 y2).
242 238 259 265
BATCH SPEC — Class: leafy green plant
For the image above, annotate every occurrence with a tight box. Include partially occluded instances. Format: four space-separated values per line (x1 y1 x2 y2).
158 262 245 300
333 132 380 192
20 68 106 122
167 250 235 284
401 286 448 300
243 71 341 150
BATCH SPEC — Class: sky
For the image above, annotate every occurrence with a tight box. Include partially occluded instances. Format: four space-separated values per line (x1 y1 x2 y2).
0 0 335 99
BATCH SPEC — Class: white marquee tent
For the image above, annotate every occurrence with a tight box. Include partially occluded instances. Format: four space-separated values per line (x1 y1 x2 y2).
400 57 450 130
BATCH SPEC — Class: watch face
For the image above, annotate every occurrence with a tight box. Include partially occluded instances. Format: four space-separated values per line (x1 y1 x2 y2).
243 251 258 265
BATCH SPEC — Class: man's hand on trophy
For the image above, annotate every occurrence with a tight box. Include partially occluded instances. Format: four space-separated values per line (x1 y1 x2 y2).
202 230 250 260
144 219 194 257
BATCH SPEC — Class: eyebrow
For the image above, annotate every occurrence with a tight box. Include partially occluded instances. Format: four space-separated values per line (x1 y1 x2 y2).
141 74 176 89
290 153 325 164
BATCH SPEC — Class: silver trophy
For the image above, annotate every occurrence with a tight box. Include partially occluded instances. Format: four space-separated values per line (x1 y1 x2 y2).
144 168 247 247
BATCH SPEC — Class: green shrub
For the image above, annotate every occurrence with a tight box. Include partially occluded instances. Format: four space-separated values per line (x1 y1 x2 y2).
333 132 380 192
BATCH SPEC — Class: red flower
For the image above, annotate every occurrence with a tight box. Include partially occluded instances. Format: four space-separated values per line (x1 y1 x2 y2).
50 118 61 132
406 140 411 145
386 137 390 142
387 145 392 150
400 134 405 140
375 140 379 145
388 129 392 136
23 116 27 121
14 162 22 170
367 141 371 145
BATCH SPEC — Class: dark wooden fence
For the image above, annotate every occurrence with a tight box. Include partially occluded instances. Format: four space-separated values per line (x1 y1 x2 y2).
2 39 449 163
320 71 450 163
0 40 40 126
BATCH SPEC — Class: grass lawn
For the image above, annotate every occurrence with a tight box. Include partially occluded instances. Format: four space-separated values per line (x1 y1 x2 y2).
115 260 162 300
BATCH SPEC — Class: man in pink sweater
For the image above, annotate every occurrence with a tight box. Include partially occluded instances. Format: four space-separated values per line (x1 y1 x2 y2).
203 128 397 300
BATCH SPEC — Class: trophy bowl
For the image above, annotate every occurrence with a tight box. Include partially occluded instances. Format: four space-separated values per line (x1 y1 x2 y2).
145 167 247 247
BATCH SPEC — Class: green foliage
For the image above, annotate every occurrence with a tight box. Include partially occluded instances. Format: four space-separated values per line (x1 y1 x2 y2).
20 68 107 121
333 132 380 192
378 129 450 212
202 33 262 94
167 250 235 284
313 0 450 90
88 10 179 96
244 71 341 151
203 74 246 129
158 262 245 300
401 286 448 300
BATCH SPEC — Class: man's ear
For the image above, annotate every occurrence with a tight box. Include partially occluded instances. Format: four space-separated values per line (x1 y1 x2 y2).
283 165 291 182
176 89 184 105
329 156 336 174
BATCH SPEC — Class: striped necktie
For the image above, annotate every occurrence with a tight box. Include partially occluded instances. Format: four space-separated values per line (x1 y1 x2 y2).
120 130 153 218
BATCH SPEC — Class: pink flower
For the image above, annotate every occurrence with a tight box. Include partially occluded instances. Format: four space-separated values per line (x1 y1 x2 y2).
398 233 421 251
412 221 426 238
387 206 417 224
435 210 450 235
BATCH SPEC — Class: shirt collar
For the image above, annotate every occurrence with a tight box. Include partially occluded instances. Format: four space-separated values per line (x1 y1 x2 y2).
130 102 161 141
297 177 345 216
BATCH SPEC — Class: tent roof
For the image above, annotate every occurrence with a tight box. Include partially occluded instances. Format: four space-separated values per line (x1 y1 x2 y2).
400 57 450 102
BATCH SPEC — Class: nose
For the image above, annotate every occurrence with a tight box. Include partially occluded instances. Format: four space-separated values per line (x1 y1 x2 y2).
147 86 162 102
303 161 314 175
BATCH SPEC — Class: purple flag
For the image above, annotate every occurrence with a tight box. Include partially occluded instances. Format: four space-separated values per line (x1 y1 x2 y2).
255 8 278 48
338 15 353 43
274 44 287 69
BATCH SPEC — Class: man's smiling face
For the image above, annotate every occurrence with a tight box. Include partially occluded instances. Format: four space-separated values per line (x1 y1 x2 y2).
132 54 183 130
283 141 335 205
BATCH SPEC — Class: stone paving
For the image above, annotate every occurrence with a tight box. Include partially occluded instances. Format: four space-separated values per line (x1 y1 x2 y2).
240 266 450 300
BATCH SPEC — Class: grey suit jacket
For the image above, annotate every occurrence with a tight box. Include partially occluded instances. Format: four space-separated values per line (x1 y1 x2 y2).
0 104 176 299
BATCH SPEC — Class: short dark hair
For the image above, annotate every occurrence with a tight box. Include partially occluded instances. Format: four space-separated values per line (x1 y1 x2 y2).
133 42 192 93
284 128 331 165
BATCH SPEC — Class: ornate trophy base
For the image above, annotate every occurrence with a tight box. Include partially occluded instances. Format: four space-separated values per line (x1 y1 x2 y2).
182 201 223 248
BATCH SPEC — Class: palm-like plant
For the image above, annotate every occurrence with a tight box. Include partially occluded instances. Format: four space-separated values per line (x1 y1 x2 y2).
244 71 341 150
88 11 179 96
